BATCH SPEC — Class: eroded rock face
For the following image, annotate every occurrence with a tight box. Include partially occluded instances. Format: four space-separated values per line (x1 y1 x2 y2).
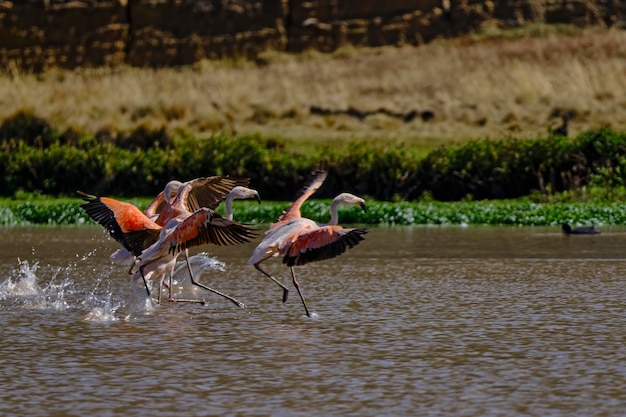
0 0 128 71
1 0 624 71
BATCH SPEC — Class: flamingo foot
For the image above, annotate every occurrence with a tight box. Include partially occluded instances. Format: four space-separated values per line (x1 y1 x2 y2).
282 288 289 303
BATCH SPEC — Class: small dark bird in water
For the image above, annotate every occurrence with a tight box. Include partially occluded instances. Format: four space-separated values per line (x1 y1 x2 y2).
562 223 600 235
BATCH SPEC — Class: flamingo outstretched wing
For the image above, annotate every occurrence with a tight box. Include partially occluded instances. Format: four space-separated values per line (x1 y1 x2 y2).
144 191 167 218
154 176 250 226
276 168 327 224
168 208 257 255
78 191 161 256
177 176 250 213
281 226 368 267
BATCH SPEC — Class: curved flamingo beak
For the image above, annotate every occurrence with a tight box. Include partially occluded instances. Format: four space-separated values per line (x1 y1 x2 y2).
359 202 367 212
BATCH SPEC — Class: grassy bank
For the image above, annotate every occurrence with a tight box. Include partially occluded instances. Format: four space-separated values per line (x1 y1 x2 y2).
1 26 626 151
1 196 625 228
3 117 626 202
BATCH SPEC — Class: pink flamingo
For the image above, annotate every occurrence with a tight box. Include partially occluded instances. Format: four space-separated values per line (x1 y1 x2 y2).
80 176 248 260
109 184 260 290
136 185 261 305
131 201 255 306
79 176 255 305
248 167 368 317
108 179 243 266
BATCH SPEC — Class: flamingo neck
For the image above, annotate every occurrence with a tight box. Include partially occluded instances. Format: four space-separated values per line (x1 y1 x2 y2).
328 197 341 225
224 194 234 220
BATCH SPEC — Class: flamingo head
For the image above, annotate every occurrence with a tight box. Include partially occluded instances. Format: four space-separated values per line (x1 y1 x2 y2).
164 180 183 203
335 192 367 212
230 186 261 204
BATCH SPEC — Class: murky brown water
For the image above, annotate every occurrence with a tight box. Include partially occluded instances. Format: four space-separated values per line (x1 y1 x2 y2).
1 225 626 416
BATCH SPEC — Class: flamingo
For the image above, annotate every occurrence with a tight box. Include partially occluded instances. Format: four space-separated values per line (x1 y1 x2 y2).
79 176 255 305
109 183 259 267
80 176 249 259
128 182 259 305
108 179 231 267
156 185 261 303
248 167 368 317
131 204 255 306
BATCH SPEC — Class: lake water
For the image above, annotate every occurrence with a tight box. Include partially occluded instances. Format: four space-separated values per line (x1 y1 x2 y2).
1 225 626 416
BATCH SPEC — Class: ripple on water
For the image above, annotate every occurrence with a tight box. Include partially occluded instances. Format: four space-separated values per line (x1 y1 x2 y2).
2 227 626 416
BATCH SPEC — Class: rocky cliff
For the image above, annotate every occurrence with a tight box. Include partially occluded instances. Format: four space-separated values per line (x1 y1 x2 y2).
1 0 624 71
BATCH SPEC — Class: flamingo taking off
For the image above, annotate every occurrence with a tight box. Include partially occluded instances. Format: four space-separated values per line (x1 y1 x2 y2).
248 167 368 317
79 176 255 305
109 184 259 281
157 185 261 303
108 180 253 266
80 176 249 259
131 202 255 306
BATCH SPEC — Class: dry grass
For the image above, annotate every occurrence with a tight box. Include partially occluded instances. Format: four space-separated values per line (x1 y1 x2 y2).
1 26 626 150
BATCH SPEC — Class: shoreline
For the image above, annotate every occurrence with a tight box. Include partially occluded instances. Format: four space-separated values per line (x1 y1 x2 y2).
1 198 624 227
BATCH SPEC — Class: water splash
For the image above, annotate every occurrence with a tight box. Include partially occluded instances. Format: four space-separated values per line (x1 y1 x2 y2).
83 292 120 322
116 284 159 317
77 247 159 319
0 258 42 299
36 268 72 311
0 254 148 321
0 258 78 311
81 273 122 322
170 252 225 287
0 251 228 321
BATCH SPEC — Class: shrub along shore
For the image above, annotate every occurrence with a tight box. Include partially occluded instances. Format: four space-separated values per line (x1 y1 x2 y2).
2 197 626 228
1 111 626 227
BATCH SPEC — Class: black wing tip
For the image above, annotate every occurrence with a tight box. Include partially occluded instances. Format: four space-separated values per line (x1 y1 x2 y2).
311 161 328 180
291 163 329 200
168 218 258 254
228 176 252 187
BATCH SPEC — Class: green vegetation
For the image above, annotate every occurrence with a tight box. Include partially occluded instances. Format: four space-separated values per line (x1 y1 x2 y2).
3 111 626 203
0 110 414 200
1 196 625 227
2 111 626 228
405 128 626 201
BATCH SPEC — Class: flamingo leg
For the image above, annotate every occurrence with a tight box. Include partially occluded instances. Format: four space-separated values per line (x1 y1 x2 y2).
182 250 245 308
157 275 162 304
156 271 171 304
168 273 173 301
139 265 151 296
254 263 290 303
290 267 311 317
164 252 207 305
